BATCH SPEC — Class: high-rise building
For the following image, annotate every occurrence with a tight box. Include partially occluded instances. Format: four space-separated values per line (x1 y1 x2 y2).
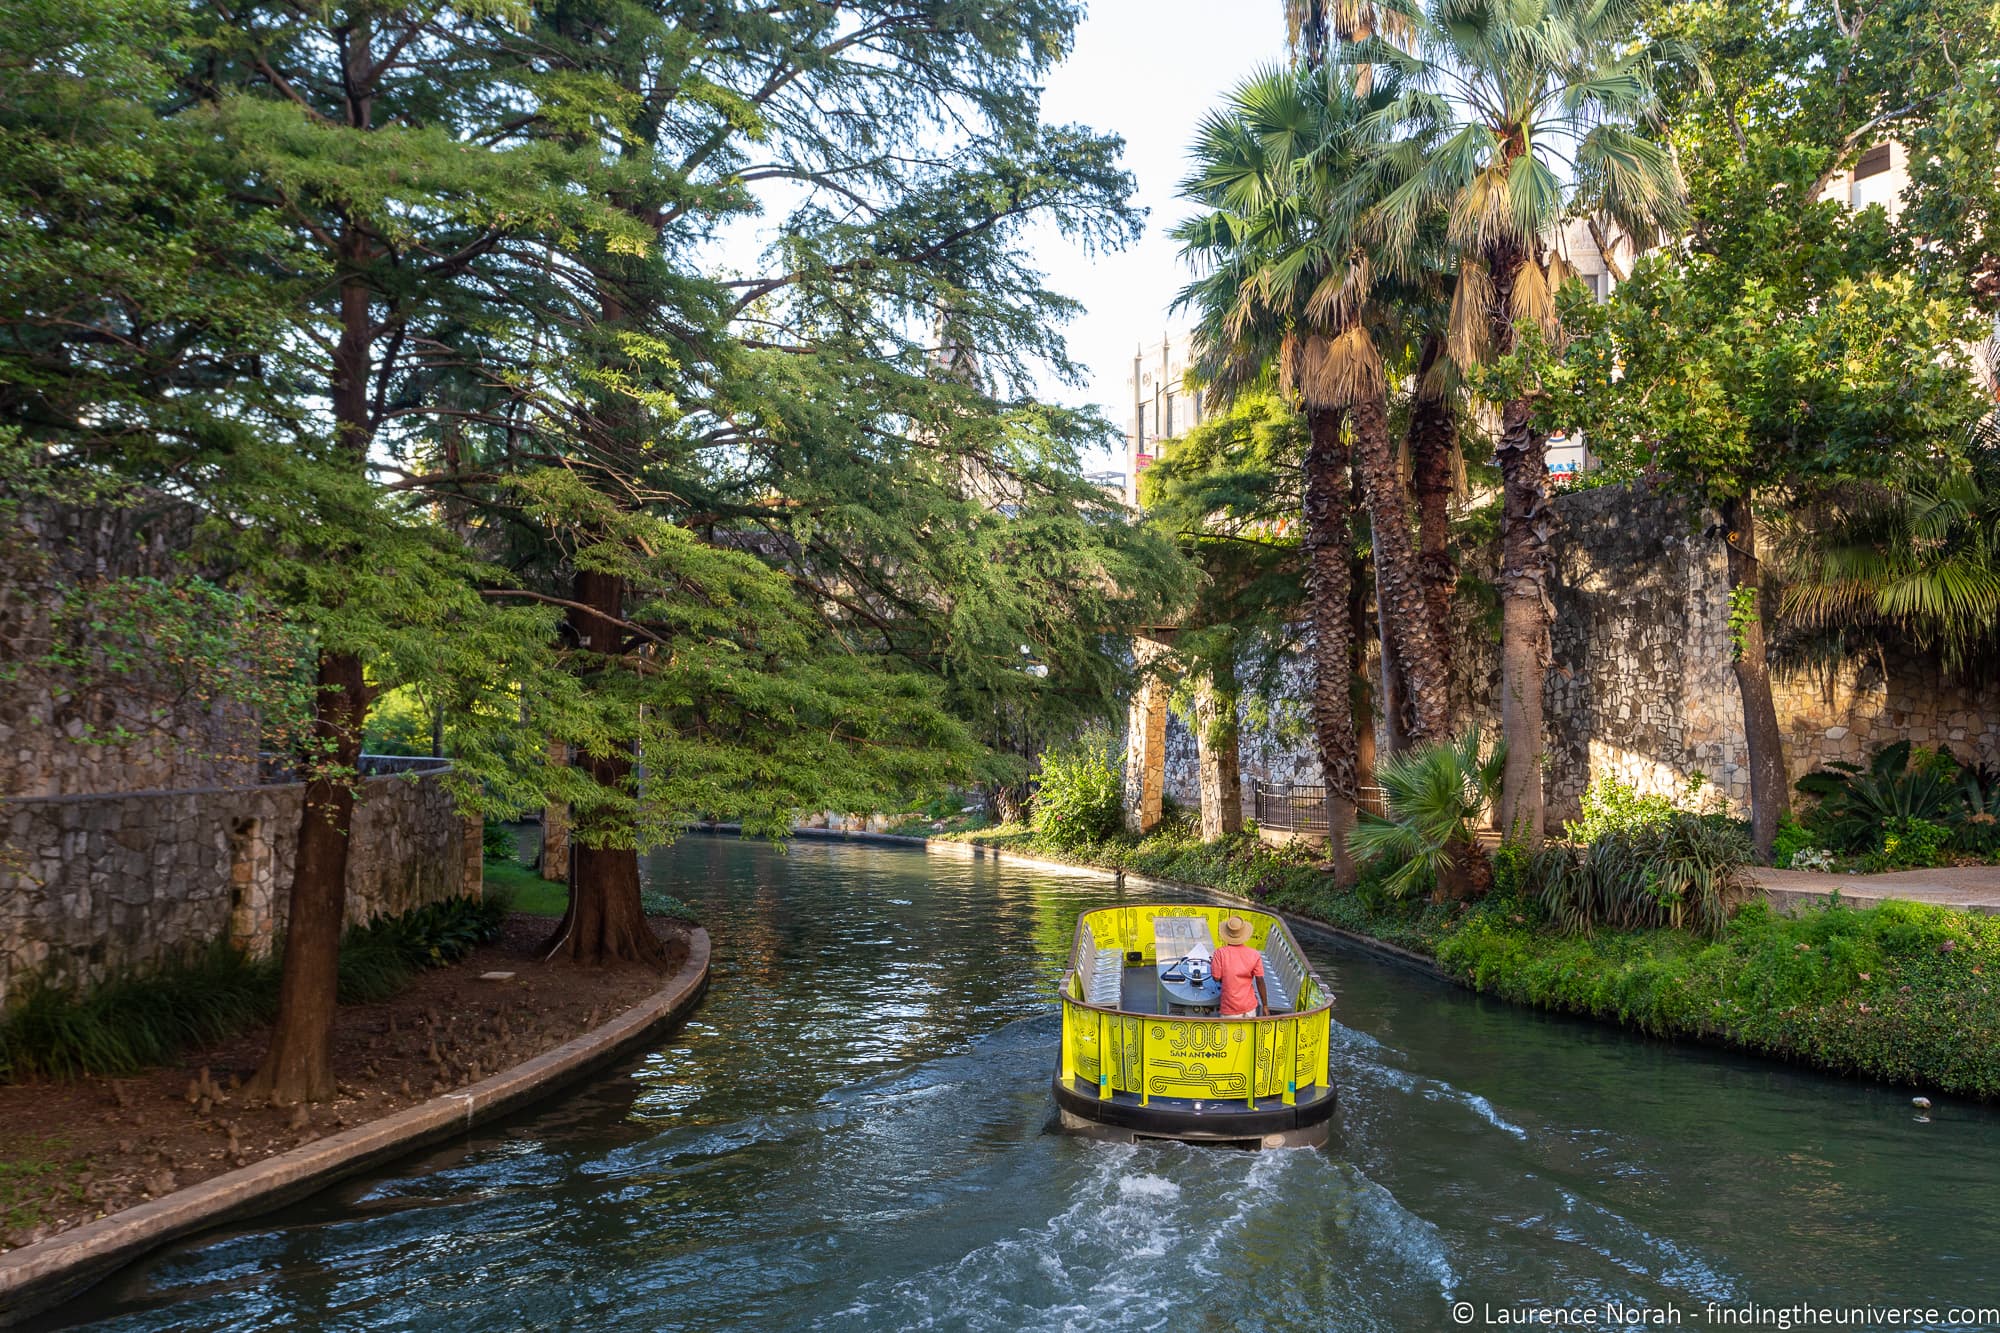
1123 331 1209 503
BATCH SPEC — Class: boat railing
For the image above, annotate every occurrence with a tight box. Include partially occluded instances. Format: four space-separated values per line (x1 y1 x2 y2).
1057 905 1333 1113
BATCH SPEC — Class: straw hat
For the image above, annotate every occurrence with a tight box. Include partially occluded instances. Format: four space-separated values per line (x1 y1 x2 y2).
1221 915 1252 946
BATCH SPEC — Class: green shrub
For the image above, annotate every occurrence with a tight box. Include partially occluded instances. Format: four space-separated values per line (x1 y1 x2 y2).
1490 841 1531 897
640 889 700 922
1863 815 1954 871
1348 725 1505 899
1533 808 1750 937
482 818 520 862
1771 814 1820 869
1797 740 1959 852
1436 896 2000 1099
1565 775 1681 843
1955 765 2000 856
1031 724 1125 849
0 945 277 1081
1 894 507 1081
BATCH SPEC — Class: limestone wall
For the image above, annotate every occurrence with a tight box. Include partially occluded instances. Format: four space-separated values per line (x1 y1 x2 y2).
0 763 479 1008
1534 485 2000 825
0 499 259 798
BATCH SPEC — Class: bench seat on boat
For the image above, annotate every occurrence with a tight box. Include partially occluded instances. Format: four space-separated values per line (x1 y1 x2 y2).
1077 936 1123 1007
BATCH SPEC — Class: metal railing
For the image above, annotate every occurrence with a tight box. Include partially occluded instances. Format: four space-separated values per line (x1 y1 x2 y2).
257 753 452 784
1250 780 1387 832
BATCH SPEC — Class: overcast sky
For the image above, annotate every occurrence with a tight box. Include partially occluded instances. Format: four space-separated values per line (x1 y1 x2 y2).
1029 1 1288 468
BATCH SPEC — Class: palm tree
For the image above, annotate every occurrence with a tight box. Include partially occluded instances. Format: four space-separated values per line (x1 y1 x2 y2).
1356 0 1687 841
1175 72 1362 879
1177 66 1463 864
1187 68 1456 741
1348 724 1505 898
1773 418 2000 679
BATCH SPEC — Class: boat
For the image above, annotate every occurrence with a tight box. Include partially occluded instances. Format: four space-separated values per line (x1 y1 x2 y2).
1052 903 1336 1149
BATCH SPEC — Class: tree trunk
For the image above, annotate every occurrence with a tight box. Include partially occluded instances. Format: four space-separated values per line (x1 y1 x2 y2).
1350 390 1451 744
1494 393 1552 844
251 188 379 1101
1721 495 1788 861
1489 246 1554 844
1375 589 1406 756
1195 650 1243 841
1304 406 1359 882
548 569 666 966
538 739 570 882
1435 837 1495 901
248 649 367 1103
1407 337 1458 691
1348 552 1376 794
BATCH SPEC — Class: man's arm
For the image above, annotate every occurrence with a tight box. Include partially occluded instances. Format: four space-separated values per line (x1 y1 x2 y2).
1255 970 1270 1016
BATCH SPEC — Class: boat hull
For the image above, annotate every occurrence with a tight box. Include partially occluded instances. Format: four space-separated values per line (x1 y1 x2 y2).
1051 1072 1335 1150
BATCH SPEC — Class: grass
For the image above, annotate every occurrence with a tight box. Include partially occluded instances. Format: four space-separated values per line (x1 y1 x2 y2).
0 895 506 1082
0 1138 83 1237
478 856 700 923
945 823 2000 1099
481 857 569 916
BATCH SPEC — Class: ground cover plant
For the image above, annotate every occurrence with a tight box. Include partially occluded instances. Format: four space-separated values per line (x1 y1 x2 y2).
0 896 505 1081
1789 742 2000 870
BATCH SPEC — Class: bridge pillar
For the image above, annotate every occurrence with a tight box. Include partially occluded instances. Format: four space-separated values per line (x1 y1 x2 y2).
1123 637 1171 835
1194 671 1243 840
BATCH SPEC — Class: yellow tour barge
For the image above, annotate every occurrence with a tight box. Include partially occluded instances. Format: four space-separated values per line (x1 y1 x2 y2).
1053 903 1335 1148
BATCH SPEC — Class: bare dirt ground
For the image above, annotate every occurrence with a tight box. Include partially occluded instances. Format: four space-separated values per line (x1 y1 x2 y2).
0 914 689 1251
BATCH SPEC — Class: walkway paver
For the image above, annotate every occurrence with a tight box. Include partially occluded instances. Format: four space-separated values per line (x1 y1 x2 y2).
1753 866 2000 916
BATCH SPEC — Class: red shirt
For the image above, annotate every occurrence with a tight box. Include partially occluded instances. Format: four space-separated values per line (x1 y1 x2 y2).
1210 944 1265 1015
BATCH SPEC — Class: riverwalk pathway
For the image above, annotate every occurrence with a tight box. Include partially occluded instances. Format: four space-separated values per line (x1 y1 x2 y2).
1753 864 2000 915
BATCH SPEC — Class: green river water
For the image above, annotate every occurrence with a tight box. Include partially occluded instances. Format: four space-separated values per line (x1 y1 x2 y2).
45 835 2000 1331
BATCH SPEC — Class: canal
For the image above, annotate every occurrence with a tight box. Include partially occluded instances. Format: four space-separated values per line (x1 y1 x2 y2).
51 836 2000 1330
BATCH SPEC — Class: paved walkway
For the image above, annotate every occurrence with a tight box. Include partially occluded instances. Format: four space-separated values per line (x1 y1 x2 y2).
1752 865 2000 915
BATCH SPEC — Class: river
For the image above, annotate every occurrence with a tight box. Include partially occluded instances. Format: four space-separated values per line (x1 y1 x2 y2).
47 835 2000 1331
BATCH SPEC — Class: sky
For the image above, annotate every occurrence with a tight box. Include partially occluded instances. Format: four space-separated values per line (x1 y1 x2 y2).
1027 1 1289 469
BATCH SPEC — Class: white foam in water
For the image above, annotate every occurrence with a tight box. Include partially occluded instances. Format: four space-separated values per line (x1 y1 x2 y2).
1115 1174 1179 1202
1455 1090 1530 1140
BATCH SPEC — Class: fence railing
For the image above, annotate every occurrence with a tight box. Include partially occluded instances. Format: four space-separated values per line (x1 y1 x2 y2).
258 753 452 784
1250 781 1387 833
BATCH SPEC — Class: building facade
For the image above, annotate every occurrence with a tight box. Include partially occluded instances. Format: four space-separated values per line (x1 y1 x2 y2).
1123 331 1211 503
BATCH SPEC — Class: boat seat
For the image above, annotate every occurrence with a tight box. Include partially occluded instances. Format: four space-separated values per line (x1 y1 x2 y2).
1261 956 1293 1012
1087 949 1122 1007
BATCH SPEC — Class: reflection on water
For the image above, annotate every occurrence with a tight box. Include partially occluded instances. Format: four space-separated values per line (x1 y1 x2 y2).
48 836 2000 1331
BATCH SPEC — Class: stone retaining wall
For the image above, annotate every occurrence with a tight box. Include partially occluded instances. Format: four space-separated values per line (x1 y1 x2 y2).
0 766 479 1008
0 499 259 799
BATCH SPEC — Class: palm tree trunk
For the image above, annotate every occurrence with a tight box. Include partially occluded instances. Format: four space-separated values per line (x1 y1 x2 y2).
1407 338 1458 685
1720 495 1788 860
1350 390 1450 743
1304 406 1359 881
1375 586 1407 755
1489 247 1554 844
1349 547 1377 792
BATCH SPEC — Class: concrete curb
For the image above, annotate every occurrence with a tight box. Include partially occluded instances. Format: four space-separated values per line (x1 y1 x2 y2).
0 929 711 1326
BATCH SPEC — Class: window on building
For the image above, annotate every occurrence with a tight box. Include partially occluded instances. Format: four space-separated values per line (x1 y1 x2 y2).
1165 392 1175 438
1855 143 1892 179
